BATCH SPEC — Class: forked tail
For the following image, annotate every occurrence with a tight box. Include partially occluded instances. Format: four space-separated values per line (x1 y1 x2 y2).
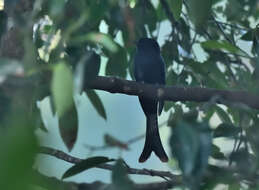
139 114 168 162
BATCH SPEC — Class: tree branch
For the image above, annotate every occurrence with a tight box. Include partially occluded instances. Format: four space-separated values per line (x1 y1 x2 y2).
83 120 168 152
2 75 259 110
33 169 177 190
85 76 259 110
38 146 181 182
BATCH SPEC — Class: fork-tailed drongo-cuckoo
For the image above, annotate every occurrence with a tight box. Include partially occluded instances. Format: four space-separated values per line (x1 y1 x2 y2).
134 38 168 162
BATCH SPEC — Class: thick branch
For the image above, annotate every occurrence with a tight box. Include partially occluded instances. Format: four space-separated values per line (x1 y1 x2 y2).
1 75 259 110
85 76 259 110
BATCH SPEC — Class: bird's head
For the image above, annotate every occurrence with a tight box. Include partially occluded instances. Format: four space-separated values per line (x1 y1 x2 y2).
136 38 160 53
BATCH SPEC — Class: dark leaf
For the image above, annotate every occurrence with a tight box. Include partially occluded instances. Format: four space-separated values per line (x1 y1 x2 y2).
171 122 198 174
229 148 256 174
214 123 241 138
84 52 101 81
86 90 107 120
74 52 101 93
59 103 78 151
215 106 232 124
211 144 226 160
62 156 113 179
169 0 182 21
201 40 244 55
188 0 212 29
112 159 134 190
170 118 211 189
106 46 127 78
241 29 254 41
0 11 7 39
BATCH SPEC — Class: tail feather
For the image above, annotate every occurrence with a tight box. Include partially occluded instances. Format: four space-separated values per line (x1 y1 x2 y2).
139 114 168 162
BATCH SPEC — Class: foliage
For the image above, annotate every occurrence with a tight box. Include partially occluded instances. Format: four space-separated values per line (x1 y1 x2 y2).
0 0 259 189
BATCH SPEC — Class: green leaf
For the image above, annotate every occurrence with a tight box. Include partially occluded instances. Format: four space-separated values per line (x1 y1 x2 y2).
51 62 74 117
169 0 183 21
112 159 134 190
86 90 107 120
188 0 212 29
214 123 241 138
72 32 118 53
241 29 254 41
0 11 7 39
164 101 175 112
215 106 232 124
170 119 212 189
62 156 113 179
201 40 241 54
0 120 38 190
49 0 66 18
228 183 241 190
106 46 127 78
74 52 101 93
171 121 200 176
84 52 101 81
211 144 226 160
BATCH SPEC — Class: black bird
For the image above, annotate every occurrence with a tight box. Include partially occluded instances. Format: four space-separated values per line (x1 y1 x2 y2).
134 38 168 162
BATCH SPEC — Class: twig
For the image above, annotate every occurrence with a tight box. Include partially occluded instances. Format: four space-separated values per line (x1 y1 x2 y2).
212 16 233 43
84 120 168 151
33 169 179 190
208 20 249 31
38 146 181 182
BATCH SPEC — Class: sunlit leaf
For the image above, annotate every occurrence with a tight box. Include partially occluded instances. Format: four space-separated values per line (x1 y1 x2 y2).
72 32 118 53
51 62 74 117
